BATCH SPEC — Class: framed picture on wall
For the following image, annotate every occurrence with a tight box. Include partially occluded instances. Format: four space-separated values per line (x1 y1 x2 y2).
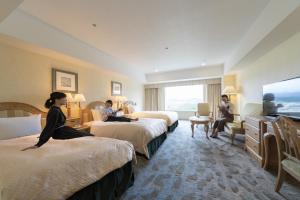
52 68 78 93
111 81 122 96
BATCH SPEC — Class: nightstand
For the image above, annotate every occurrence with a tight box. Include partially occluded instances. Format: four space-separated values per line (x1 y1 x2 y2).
73 124 91 133
66 117 81 127
66 117 90 132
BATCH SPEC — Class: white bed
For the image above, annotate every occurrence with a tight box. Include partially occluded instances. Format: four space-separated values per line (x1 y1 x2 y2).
0 102 135 200
0 135 134 200
82 101 168 159
128 111 179 131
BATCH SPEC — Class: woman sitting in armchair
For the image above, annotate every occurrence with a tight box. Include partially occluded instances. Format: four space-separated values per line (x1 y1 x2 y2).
210 94 234 138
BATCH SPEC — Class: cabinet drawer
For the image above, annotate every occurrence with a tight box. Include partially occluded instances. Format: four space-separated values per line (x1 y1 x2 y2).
245 116 260 129
245 135 260 154
245 124 260 142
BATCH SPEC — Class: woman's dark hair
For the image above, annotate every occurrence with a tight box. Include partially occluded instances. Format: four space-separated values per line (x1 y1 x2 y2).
45 92 67 109
221 94 229 99
106 100 113 106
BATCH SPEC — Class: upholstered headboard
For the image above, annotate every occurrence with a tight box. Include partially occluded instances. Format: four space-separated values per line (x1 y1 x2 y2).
0 102 47 118
82 101 106 123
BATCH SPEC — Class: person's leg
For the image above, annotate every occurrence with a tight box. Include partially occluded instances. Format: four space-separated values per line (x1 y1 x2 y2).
211 120 220 137
53 127 94 140
105 116 131 122
212 118 232 138
212 119 226 138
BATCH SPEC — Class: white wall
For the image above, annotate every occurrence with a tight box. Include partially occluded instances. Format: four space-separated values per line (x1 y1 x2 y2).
0 41 144 113
236 31 300 113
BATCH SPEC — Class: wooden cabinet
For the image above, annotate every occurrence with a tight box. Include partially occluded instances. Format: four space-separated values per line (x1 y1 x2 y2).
245 116 267 167
66 117 81 127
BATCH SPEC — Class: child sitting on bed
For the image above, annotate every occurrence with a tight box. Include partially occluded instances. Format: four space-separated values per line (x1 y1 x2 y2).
103 100 138 122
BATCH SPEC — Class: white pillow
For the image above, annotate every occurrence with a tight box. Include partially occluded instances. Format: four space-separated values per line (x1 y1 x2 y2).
91 106 105 121
0 114 42 140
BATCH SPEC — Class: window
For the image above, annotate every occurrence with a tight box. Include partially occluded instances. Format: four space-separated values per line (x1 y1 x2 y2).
165 85 204 111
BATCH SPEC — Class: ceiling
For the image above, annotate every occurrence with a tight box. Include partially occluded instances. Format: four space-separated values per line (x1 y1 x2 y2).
18 0 270 74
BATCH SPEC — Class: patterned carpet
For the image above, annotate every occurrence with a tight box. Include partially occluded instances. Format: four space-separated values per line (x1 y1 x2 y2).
121 121 300 200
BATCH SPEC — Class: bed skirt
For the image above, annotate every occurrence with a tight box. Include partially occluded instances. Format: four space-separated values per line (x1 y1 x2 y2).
168 120 179 132
67 161 134 200
136 132 167 159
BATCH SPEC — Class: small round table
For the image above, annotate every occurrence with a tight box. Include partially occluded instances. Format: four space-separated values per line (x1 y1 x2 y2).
189 116 212 139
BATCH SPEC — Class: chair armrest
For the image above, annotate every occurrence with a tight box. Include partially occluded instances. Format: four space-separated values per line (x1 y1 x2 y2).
241 120 245 129
263 132 273 139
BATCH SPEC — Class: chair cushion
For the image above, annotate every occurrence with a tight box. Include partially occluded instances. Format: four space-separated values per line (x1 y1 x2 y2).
225 121 244 134
282 159 300 181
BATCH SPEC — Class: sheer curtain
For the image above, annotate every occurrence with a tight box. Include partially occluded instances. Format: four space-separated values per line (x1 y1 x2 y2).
207 83 221 120
145 88 159 111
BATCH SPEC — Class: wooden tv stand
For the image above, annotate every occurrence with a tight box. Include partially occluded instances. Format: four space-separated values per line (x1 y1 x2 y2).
244 116 267 167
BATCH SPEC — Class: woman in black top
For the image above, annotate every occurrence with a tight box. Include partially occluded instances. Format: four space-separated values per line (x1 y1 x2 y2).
22 92 93 150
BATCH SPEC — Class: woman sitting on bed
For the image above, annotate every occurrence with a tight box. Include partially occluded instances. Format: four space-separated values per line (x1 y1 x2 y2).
103 100 138 122
22 92 93 151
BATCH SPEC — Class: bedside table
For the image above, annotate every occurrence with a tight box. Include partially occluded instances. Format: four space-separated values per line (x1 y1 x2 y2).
73 124 91 133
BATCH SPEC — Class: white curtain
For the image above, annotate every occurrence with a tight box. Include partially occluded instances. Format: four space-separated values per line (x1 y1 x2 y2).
207 83 221 120
145 88 159 111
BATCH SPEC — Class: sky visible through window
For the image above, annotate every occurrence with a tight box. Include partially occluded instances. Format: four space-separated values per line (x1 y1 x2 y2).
165 85 204 111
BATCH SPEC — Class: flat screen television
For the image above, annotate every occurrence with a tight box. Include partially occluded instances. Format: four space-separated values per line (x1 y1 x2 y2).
263 77 300 120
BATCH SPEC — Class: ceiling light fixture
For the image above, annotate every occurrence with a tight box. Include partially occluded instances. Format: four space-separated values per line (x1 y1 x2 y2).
154 69 159 72
201 61 207 66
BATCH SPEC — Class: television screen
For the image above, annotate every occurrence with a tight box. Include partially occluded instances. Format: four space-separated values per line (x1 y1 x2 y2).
263 77 300 119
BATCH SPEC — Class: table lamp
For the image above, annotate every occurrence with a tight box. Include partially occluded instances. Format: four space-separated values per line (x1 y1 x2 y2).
74 93 86 108
65 93 74 117
222 86 238 100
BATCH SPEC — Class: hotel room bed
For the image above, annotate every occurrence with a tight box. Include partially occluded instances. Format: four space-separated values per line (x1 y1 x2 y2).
0 102 135 200
128 111 179 132
83 101 168 159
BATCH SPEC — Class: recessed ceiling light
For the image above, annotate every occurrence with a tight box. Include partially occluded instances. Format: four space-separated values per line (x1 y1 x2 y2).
154 69 159 72
92 24 97 27
201 61 207 66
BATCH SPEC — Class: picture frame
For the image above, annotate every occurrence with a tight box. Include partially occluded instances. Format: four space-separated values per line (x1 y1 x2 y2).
52 68 78 93
111 81 122 96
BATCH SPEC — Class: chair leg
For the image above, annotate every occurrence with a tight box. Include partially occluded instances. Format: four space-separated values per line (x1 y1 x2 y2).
231 133 235 144
275 165 286 193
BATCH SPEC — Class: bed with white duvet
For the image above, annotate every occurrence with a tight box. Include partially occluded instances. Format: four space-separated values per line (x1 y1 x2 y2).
0 102 135 200
82 101 168 159
128 110 179 132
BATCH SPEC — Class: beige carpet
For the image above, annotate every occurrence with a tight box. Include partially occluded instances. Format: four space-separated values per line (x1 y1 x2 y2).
121 120 300 200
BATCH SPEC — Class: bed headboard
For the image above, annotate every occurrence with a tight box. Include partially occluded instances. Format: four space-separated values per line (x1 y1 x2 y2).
0 102 47 118
82 101 106 123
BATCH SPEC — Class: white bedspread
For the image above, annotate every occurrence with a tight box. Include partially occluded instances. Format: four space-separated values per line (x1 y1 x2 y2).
0 135 134 200
88 118 167 158
130 111 178 126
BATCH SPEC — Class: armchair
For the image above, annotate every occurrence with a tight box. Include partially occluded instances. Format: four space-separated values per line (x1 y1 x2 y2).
196 103 213 127
224 103 262 144
272 116 300 192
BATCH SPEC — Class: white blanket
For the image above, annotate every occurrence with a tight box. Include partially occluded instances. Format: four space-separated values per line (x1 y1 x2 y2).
0 135 134 200
130 111 178 126
88 118 167 158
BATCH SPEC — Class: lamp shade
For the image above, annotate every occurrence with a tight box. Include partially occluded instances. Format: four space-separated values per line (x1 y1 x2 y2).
222 86 237 94
74 93 86 102
66 93 75 102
